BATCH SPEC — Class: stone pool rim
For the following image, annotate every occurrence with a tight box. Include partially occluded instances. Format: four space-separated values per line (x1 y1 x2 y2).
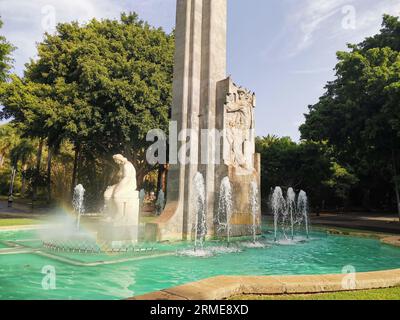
131 268 400 300
0 225 49 231
131 229 400 300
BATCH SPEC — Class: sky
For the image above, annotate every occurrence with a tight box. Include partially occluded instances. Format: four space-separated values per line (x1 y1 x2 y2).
0 0 399 140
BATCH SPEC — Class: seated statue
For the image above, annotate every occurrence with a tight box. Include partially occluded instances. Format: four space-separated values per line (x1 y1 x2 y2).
104 154 140 229
104 154 137 200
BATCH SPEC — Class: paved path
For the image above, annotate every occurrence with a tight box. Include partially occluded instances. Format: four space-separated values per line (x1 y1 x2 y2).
310 212 400 235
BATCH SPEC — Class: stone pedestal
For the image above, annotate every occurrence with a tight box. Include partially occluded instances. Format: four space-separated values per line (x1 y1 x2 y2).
214 159 262 238
100 192 140 244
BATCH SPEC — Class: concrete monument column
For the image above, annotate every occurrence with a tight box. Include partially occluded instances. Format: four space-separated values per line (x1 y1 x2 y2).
152 0 226 241
150 0 261 241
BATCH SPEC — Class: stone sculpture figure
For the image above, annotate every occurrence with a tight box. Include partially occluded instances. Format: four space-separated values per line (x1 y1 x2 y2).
104 154 140 233
105 154 137 200
225 84 256 172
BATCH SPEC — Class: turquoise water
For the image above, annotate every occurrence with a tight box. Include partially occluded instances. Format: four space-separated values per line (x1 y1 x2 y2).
1 229 400 300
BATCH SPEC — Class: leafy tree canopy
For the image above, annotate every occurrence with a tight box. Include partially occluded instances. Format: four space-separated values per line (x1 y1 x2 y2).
300 15 400 167
255 136 356 208
0 13 175 184
0 18 14 82
300 15 400 213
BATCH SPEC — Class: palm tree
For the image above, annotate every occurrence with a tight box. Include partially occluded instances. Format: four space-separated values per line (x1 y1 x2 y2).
10 139 36 197
0 124 20 169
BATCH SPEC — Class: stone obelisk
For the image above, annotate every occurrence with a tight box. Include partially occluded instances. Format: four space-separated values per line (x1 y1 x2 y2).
153 0 227 241
151 0 261 241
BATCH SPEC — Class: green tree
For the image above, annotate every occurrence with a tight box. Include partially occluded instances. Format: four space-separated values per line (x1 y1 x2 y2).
0 13 174 205
0 124 19 169
9 138 36 196
0 124 37 197
26 13 173 175
256 136 334 210
324 163 359 208
0 17 14 82
0 77 58 201
300 15 400 218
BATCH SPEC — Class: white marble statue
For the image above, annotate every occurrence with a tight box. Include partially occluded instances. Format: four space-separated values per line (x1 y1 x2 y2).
104 154 137 198
104 154 140 229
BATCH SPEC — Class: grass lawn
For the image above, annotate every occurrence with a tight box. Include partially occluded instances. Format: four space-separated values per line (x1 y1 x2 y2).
140 216 158 224
0 218 43 227
231 287 400 300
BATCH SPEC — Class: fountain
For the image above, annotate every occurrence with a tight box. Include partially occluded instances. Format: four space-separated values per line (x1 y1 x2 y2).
250 181 259 244
41 155 147 254
286 187 296 240
216 177 233 243
192 172 207 251
6 0 400 301
271 187 310 242
297 190 310 239
271 187 286 242
73 184 85 231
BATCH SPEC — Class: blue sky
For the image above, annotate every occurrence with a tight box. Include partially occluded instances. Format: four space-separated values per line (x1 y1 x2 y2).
1 0 399 140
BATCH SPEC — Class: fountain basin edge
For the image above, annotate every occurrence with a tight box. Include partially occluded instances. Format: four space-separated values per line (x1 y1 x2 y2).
130 229 400 300
131 268 400 300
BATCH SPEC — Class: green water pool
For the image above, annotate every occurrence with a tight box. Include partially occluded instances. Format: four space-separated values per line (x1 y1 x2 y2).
1 228 400 300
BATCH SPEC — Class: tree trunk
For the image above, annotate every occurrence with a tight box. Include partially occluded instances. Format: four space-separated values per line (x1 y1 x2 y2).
0 153 4 169
21 163 28 197
395 180 400 222
156 164 163 194
71 143 81 198
136 168 146 190
157 164 168 193
9 166 16 196
46 146 53 204
32 139 44 205
392 150 400 222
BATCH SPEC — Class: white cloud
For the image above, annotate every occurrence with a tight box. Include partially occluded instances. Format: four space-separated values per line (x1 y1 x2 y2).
287 0 352 55
0 0 175 75
355 1 400 36
286 0 400 57
291 67 333 75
